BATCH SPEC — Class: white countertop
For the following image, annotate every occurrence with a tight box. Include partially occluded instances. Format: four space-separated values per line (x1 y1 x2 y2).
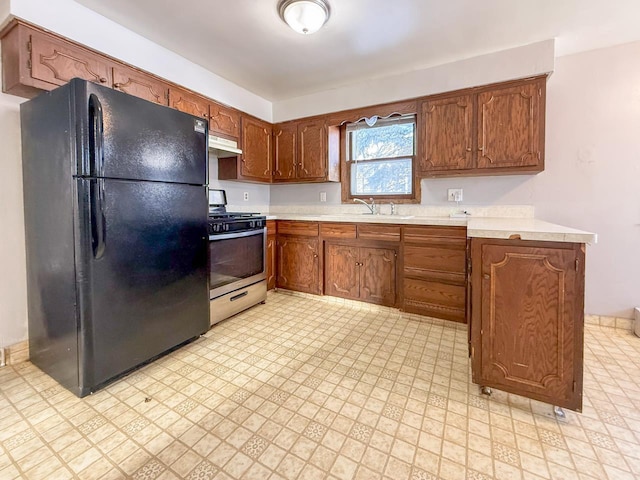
264 213 597 244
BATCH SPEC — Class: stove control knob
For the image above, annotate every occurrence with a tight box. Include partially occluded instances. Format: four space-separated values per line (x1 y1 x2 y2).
250 221 255 228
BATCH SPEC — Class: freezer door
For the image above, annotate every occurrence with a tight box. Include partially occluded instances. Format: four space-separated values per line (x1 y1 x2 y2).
75 178 209 393
74 78 208 185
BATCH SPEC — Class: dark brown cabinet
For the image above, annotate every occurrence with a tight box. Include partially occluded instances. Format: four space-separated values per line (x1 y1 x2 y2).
209 102 240 139
219 116 272 183
266 220 277 291
402 226 467 322
324 243 397 307
272 120 339 183
276 222 320 294
273 122 298 180
477 81 543 170
168 87 209 120
421 95 474 172
1 23 115 97
418 77 545 177
469 238 585 411
113 65 168 105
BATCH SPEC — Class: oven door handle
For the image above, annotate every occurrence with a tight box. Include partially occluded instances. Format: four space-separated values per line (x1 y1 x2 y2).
209 228 265 241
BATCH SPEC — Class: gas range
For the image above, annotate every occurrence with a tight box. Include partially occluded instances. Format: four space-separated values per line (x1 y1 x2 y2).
207 211 266 235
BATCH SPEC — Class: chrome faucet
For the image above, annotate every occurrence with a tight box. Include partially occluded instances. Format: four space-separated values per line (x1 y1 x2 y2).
354 197 376 214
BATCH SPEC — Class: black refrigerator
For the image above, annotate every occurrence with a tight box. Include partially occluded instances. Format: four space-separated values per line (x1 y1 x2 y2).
21 78 210 397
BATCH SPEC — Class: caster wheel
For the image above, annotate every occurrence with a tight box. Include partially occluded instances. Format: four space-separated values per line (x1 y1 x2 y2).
481 386 492 396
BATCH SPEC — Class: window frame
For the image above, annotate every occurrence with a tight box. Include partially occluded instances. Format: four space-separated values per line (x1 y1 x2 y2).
341 114 420 204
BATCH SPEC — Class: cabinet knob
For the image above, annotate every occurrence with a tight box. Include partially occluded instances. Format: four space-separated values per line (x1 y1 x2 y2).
466 147 472 152
99 77 107 83
483 274 490 279
313 254 318 258
113 82 122 89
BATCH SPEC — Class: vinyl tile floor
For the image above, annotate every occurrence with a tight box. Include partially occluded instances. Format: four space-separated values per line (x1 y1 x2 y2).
1 291 640 480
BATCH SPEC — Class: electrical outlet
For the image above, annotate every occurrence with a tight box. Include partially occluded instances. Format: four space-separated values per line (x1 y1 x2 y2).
243 192 249 201
320 191 327 202
447 188 463 202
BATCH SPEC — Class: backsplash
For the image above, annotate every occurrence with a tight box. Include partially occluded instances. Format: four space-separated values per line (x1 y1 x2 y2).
227 203 535 218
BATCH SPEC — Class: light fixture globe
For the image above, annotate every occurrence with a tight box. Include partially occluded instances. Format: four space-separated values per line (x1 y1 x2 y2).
278 0 330 35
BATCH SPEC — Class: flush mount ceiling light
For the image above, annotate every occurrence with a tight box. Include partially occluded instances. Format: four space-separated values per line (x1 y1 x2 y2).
278 0 330 35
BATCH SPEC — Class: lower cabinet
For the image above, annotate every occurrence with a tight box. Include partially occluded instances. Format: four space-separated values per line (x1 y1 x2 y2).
469 238 585 411
324 243 397 307
402 226 467 322
276 221 320 294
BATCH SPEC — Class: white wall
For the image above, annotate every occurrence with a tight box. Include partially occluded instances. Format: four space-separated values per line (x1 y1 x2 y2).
0 54 28 348
538 42 640 319
9 0 273 121
209 156 270 209
273 40 555 122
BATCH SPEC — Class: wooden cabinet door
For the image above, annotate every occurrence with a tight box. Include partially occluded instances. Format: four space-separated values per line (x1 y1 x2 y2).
267 234 276 291
273 123 297 181
360 247 397 306
168 87 209 120
209 102 240 139
276 236 319 294
475 242 583 411
29 30 112 88
112 65 168 105
420 95 473 172
477 80 543 169
241 117 272 181
324 243 359 300
298 120 326 180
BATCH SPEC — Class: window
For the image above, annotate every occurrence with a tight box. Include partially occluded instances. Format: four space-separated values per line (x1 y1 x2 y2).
345 115 417 201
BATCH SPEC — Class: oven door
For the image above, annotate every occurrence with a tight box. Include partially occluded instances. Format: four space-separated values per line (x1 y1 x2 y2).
209 228 266 299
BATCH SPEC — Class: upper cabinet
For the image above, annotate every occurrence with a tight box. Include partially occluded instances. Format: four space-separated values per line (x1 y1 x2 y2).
1 23 113 97
272 119 339 183
112 65 169 105
209 103 240 140
168 87 209 120
219 115 272 183
421 95 474 172
418 77 545 177
477 81 543 170
273 122 298 181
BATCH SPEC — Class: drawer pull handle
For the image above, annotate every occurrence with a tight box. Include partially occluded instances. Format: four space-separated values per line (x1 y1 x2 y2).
230 291 248 302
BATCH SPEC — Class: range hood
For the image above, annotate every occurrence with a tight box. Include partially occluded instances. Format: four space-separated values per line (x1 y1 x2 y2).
208 135 242 158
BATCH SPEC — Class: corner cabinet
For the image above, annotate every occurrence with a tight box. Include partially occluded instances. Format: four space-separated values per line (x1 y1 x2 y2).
469 238 585 411
272 120 340 183
219 115 272 183
418 76 545 177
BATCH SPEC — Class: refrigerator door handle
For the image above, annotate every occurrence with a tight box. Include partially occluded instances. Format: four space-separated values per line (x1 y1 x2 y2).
90 178 106 259
88 94 104 177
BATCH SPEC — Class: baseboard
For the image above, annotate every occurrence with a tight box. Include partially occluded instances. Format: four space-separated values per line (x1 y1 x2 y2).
585 314 635 332
1 340 29 366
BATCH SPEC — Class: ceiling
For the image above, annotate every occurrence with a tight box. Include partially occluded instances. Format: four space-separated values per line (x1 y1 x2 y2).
73 0 640 101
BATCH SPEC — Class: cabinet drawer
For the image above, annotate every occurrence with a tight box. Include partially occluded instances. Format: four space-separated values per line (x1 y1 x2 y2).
277 221 319 236
266 220 276 233
403 278 466 323
357 224 401 242
403 226 467 245
320 223 357 239
403 244 466 281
